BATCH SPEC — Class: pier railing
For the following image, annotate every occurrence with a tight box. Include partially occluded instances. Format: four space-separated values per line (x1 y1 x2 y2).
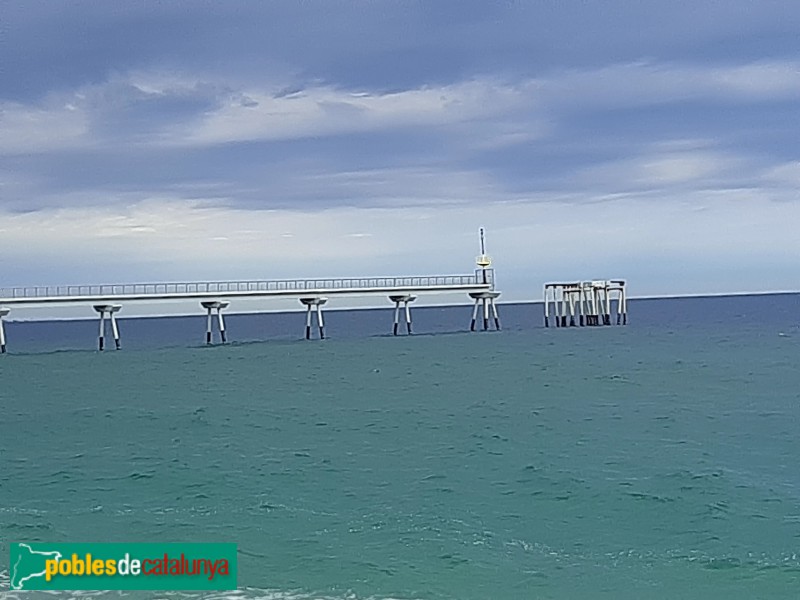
0 271 495 302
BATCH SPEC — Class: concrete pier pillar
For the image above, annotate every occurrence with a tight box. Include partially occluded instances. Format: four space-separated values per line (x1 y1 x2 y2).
491 296 501 330
543 285 551 327
300 297 327 340
609 280 627 325
595 287 604 325
93 305 122 351
316 303 325 339
470 297 481 331
594 288 603 325
603 285 612 325
554 287 561 328
304 303 313 340
555 287 561 327
389 295 416 335
217 309 227 343
392 301 401 335
588 284 599 326
621 285 628 325
98 310 106 350
110 311 121 349
565 287 579 327
200 300 230 345
469 291 501 331
0 307 9 353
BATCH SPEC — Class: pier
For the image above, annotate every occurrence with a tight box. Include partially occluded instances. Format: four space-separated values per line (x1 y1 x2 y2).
0 271 499 351
543 280 627 327
0 229 505 352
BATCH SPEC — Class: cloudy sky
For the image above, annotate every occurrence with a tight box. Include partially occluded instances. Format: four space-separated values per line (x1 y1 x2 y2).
2 1 799 309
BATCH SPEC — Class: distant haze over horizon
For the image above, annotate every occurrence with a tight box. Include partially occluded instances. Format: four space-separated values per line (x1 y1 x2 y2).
2 1 799 303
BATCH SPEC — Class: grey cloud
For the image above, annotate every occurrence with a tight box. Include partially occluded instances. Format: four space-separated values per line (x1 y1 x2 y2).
4 1 799 103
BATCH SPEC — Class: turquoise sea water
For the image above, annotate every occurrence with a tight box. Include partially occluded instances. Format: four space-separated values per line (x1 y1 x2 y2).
1 296 800 599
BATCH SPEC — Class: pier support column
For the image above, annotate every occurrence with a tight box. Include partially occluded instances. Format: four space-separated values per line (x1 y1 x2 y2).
389 295 416 335
543 285 551 327
0 307 8 353
93 304 122 351
620 283 628 325
595 287 603 326
566 289 578 326
304 303 313 339
610 280 627 325
491 296 501 330
218 308 227 343
300 297 327 340
201 301 230 345
586 284 598 326
470 297 481 331
603 285 612 326
469 292 501 331
553 285 564 327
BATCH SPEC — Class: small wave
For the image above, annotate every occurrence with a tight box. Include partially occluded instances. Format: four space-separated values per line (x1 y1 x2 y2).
0 570 422 600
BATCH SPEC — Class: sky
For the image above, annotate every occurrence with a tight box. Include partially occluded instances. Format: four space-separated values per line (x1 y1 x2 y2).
1 1 799 317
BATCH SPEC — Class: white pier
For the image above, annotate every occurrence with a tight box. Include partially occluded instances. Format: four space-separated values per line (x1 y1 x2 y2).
543 280 627 327
0 271 498 351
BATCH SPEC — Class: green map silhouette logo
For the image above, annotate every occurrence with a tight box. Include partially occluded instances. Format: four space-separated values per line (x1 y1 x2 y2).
10 543 63 590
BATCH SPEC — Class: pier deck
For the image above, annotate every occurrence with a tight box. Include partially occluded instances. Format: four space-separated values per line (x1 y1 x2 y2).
0 273 494 306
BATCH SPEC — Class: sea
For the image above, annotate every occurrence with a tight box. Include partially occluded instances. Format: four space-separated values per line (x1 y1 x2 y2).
1 294 799 599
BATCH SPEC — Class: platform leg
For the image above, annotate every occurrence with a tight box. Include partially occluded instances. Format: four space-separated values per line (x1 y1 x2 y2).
543 286 550 327
110 312 121 350
491 298 501 330
98 310 106 351
316 303 325 339
217 309 227 343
